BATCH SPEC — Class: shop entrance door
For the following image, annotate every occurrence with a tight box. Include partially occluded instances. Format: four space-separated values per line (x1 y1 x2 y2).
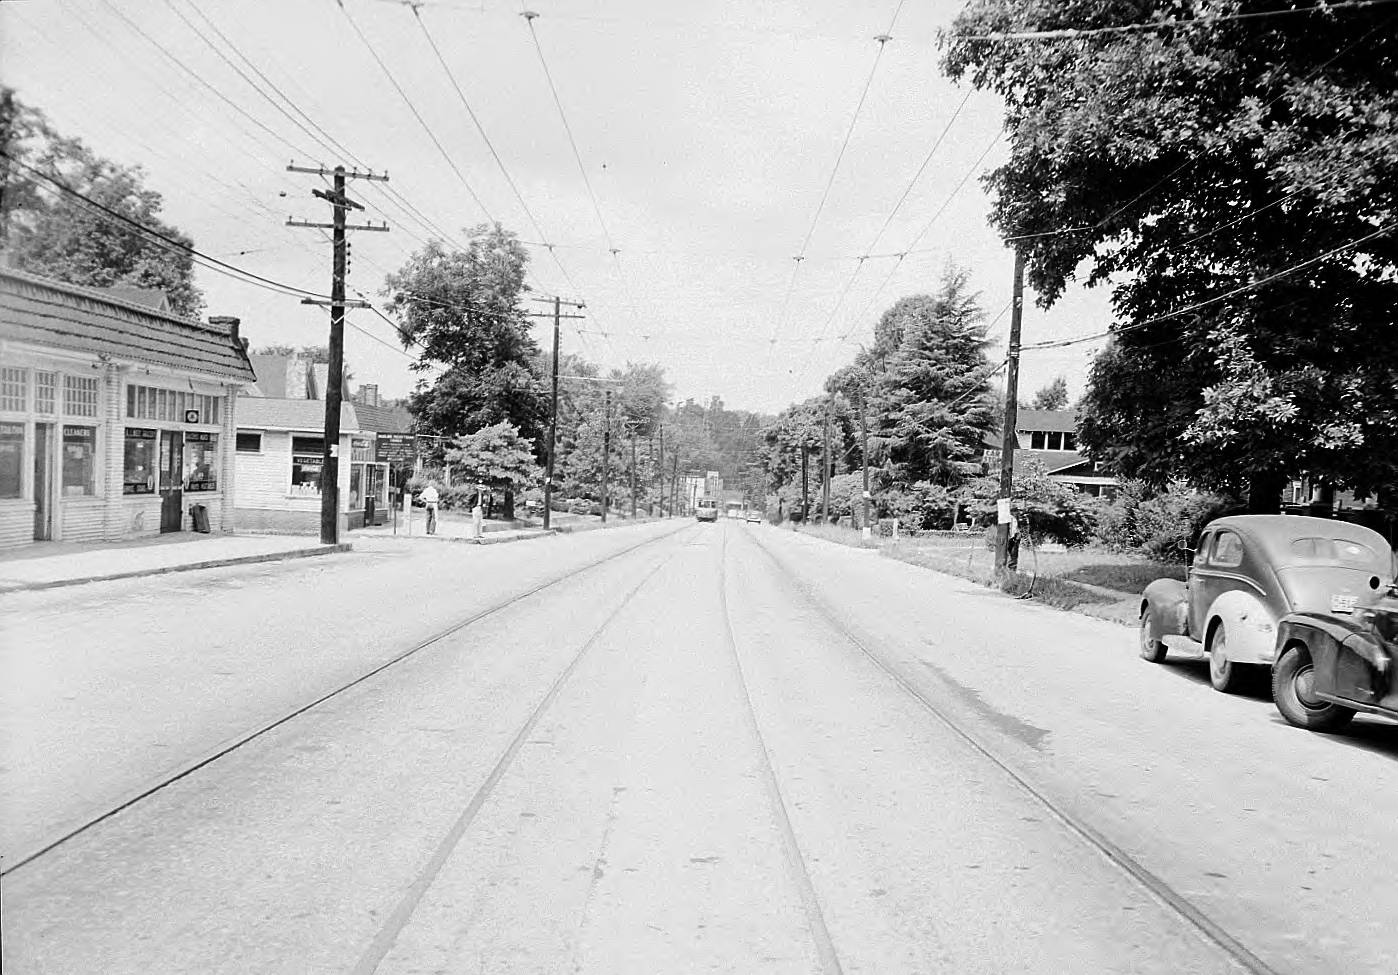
159 430 183 533
33 423 53 541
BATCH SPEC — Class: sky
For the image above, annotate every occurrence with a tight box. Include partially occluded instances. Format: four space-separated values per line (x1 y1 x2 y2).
2 0 1114 415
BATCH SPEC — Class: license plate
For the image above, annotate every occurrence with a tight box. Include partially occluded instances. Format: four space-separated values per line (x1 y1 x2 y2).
1331 594 1357 614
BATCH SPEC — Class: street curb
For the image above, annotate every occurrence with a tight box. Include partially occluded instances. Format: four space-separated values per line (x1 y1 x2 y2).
0 543 353 595
374 519 667 545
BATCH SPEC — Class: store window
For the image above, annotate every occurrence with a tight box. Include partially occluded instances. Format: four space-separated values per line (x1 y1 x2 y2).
183 432 218 491
1 368 27 412
349 464 363 510
62 425 97 496
291 436 324 495
123 428 158 495
64 376 99 418
236 431 262 453
126 385 221 425
0 422 23 499
35 372 56 415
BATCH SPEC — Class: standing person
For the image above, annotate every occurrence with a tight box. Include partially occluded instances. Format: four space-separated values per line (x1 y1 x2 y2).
420 483 440 535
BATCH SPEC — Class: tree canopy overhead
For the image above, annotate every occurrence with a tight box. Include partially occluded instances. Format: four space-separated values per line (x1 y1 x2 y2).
941 1 1398 507
1 89 205 317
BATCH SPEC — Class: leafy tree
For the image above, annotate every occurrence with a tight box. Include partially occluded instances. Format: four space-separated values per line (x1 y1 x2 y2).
941 2 1398 509
1 89 205 316
873 268 998 487
385 227 546 443
957 461 1098 549
444 421 541 519
1027 376 1069 411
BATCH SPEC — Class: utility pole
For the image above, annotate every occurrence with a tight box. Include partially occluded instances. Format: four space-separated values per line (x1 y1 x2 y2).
525 296 583 531
601 389 612 524
861 401 871 538
822 396 832 523
995 245 1026 574
286 163 389 545
629 429 638 519
801 447 810 523
655 424 664 516
671 451 680 515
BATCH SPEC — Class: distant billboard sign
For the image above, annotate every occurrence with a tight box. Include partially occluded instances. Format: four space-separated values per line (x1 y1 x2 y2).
375 433 416 466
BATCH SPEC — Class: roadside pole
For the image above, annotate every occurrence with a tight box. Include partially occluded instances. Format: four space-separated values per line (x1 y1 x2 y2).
656 424 665 516
995 245 1026 575
545 296 560 531
822 396 832 523
861 403 871 539
285 162 389 545
601 389 612 524
801 447 809 523
629 430 637 520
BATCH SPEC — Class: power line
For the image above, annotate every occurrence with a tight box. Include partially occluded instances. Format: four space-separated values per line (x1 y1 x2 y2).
1022 220 1398 352
838 130 1002 344
953 0 1398 41
183 1 463 250
770 4 905 348
335 0 494 222
7 151 334 301
798 86 976 370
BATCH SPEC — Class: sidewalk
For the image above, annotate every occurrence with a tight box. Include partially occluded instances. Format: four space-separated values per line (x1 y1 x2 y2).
0 534 351 594
355 509 658 544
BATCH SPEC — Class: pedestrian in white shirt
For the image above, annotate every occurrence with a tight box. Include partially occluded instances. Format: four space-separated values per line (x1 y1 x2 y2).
419 484 440 535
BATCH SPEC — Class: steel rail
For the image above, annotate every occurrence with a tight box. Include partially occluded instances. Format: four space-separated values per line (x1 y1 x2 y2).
741 528 1281 975
716 531 845 975
351 541 686 973
1 522 691 877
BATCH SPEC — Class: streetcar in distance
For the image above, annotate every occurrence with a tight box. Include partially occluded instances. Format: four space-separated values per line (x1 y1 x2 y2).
696 499 719 522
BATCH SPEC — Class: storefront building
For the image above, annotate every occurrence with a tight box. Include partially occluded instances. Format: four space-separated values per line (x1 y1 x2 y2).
0 268 254 550
234 398 388 532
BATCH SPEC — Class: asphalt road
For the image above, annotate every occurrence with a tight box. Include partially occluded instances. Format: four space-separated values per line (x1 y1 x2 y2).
4 521 1396 974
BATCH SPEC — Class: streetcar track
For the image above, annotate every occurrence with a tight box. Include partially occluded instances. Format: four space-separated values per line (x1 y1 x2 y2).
2 522 693 877
716 529 846 975
741 527 1279 975
352 544 684 974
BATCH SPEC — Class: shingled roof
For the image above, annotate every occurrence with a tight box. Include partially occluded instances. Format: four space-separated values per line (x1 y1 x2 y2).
0 267 256 382
237 397 358 433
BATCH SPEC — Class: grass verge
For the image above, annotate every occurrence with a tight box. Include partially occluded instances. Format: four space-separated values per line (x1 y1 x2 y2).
792 523 1184 625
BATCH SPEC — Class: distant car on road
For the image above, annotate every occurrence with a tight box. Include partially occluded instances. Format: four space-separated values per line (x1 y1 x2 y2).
745 510 763 524
1139 515 1394 694
696 499 719 522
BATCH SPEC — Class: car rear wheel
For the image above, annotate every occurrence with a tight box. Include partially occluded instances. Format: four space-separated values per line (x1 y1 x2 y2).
1139 614 1167 663
1207 623 1246 693
1272 645 1356 732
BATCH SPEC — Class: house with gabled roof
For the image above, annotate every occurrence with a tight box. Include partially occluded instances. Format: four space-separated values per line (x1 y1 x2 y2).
985 408 1119 498
0 266 255 549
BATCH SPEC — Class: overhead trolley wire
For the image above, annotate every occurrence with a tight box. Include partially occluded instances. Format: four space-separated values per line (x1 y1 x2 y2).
795 86 977 378
768 1 907 351
183 1 463 250
334 0 493 223
838 130 1002 345
404 3 596 354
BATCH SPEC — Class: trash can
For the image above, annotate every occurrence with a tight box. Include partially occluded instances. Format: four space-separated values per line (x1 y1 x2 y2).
363 495 376 527
189 503 210 534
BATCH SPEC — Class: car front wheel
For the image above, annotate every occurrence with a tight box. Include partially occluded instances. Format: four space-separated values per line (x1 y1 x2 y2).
1139 614 1167 663
1272 645 1356 732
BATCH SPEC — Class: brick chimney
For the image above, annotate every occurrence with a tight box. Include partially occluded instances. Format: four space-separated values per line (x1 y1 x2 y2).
209 315 241 343
358 383 379 407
